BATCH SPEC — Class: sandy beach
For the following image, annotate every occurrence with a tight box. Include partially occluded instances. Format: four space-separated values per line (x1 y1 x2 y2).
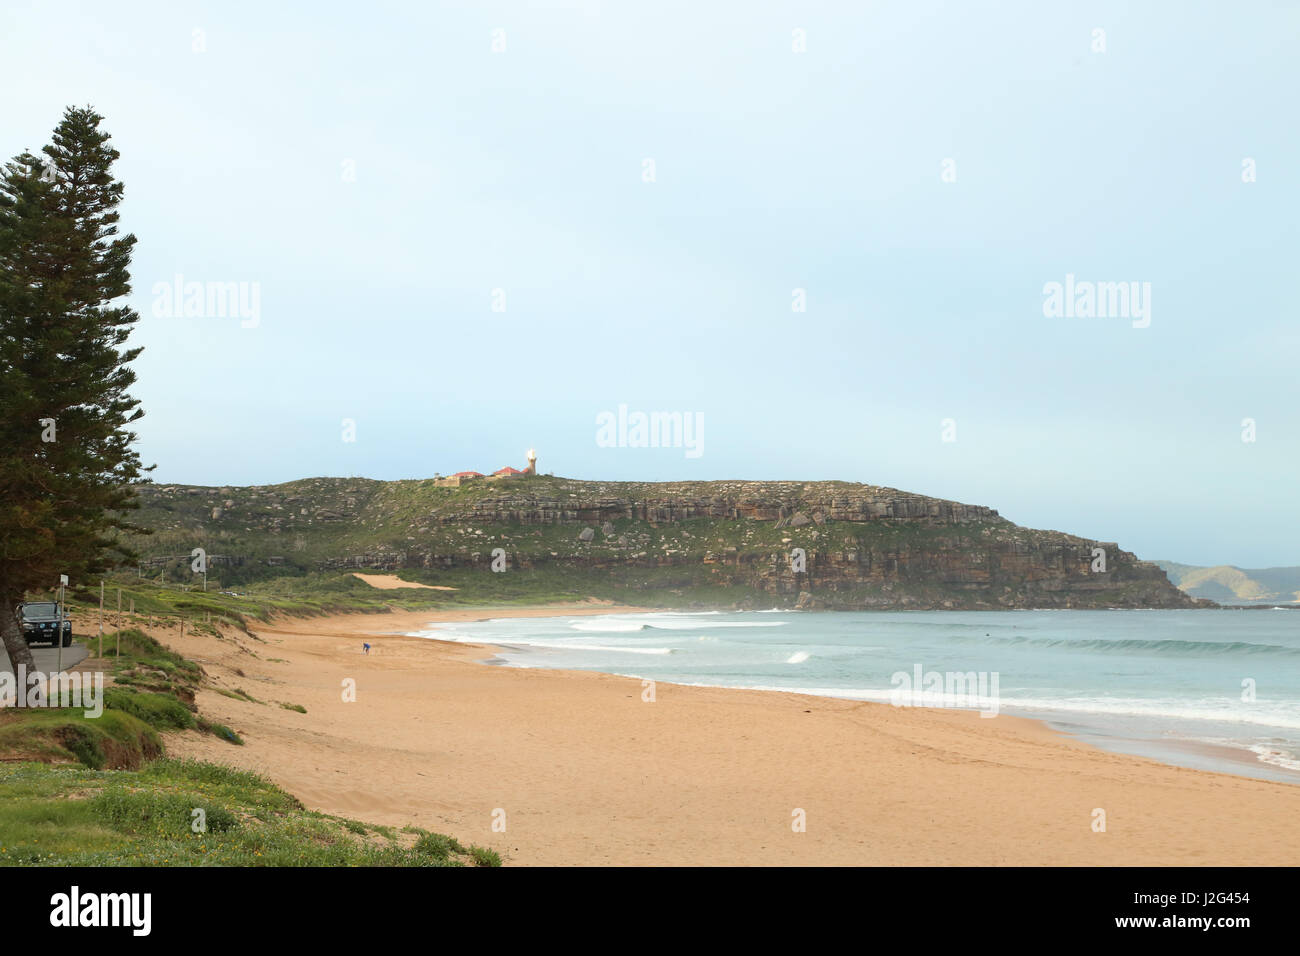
151 605 1300 866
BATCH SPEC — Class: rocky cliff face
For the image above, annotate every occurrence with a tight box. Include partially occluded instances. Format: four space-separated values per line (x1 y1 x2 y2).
438 482 1001 526
128 476 1204 610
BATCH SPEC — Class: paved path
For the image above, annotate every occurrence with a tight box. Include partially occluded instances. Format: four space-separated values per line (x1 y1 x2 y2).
0 642 89 675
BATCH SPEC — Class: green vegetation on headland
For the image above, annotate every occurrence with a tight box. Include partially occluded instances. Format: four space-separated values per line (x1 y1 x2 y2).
0 626 499 866
110 474 1205 610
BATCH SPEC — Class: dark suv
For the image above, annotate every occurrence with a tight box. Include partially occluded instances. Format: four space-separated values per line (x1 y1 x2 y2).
17 602 72 647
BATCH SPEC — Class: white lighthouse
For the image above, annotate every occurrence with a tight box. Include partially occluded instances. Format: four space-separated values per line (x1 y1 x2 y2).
525 448 537 475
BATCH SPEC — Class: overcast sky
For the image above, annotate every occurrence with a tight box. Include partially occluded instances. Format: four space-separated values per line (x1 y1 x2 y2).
3 0 1297 566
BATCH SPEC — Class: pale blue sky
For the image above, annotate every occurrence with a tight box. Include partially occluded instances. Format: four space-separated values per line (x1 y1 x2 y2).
3 1 1296 566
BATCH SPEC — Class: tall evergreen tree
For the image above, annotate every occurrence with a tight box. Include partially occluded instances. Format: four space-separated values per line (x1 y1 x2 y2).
0 106 149 673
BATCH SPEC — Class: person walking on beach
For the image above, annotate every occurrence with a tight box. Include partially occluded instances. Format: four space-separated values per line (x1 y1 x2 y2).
362 642 370 655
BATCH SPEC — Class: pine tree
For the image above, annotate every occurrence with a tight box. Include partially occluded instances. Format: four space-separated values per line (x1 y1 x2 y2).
0 106 149 673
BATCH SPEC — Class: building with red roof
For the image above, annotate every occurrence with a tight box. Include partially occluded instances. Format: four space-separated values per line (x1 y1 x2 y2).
435 452 536 486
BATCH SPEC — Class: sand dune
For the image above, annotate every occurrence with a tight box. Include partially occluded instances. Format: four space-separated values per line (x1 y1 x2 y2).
161 606 1300 866
349 573 457 590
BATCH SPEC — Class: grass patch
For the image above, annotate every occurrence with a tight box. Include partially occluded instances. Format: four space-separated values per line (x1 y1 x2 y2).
100 688 196 731
104 629 201 676
414 832 466 860
469 846 503 867
279 703 307 713
195 718 244 746
100 628 202 703
0 760 496 866
214 687 260 704
0 709 162 770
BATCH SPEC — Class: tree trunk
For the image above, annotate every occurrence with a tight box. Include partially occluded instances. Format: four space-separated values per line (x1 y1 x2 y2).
0 595 36 674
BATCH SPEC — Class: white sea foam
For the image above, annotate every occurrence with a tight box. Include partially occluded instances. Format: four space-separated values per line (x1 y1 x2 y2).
1248 745 1300 771
644 620 785 630
498 640 674 655
992 696 1300 731
1185 737 1300 774
647 683 1300 731
785 651 811 664
567 620 649 632
408 626 671 653
636 611 720 618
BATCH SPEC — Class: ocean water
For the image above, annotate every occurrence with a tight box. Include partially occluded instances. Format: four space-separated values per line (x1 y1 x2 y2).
408 609 1300 784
